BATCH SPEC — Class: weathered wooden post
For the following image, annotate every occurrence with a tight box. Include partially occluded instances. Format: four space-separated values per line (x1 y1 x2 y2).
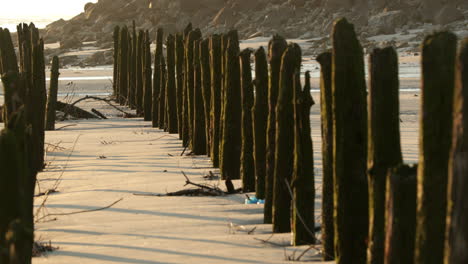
414 31 457 264
221 30 242 180
45 56 60 131
445 38 468 264
264 35 287 224
272 43 301 233
240 49 255 192
192 39 207 154
152 28 163 127
384 165 417 264
332 18 368 263
175 34 185 138
128 21 137 109
317 51 334 261
367 46 403 264
253 47 268 199
143 30 152 121
137 30 145 117
185 29 202 147
209 35 222 167
292 70 316 245
159 53 167 130
166 34 178 133
219 34 228 172
200 39 212 155
113 26 120 99
118 26 129 105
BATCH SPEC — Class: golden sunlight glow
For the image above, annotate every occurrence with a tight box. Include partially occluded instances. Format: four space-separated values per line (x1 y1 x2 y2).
0 0 97 20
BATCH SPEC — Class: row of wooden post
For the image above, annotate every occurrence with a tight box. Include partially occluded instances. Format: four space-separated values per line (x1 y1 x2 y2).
112 18 468 263
0 23 60 263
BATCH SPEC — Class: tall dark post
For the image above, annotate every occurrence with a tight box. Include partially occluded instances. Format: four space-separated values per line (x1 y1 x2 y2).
45 56 60 131
200 39 212 155
137 30 146 117
445 38 468 264
152 28 163 128
113 26 120 99
165 34 178 133
264 35 287 224
292 71 316 245
317 51 334 261
253 47 269 199
415 32 457 264
192 39 206 154
185 29 202 147
221 30 242 180
240 49 255 192
118 26 129 105
159 53 167 130
332 18 368 263
272 43 301 233
219 34 228 172
175 34 185 138
384 165 417 264
209 35 222 167
367 47 403 264
143 30 152 121
128 21 137 109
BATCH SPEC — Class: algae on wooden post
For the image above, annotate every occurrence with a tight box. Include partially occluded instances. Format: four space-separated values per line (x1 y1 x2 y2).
127 21 137 109
264 35 287 224
317 51 334 261
175 34 185 139
185 29 202 147
272 43 301 233
209 35 222 167
113 26 120 99
384 165 417 264
292 70 316 245
253 47 269 199
240 48 255 192
165 34 178 134
332 18 368 263
192 39 207 154
221 30 242 180
45 56 60 131
118 26 129 105
445 38 468 264
143 30 152 121
159 53 167 130
137 30 146 117
200 39 212 155
367 47 403 264
414 31 457 264
152 28 163 128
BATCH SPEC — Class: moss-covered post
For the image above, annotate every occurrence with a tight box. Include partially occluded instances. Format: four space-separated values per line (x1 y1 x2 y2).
118 26 129 105
143 30 152 121
200 39 212 155
317 51 334 260
219 34 228 172
272 43 301 233
332 18 368 263
159 53 167 130
384 165 417 264
414 32 457 264
292 70 316 245
367 47 403 264
192 39 207 154
240 49 255 192
221 30 242 180
445 38 468 264
175 34 185 138
209 35 222 167
128 21 137 109
165 34 178 133
137 30 146 117
264 35 287 224
113 26 120 99
253 47 269 199
45 56 60 131
152 28 163 128
185 29 202 147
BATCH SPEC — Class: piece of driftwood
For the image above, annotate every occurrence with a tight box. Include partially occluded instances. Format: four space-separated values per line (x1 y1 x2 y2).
56 101 98 119
91 108 107 119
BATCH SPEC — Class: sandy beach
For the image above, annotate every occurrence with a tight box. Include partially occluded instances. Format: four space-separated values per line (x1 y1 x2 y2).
16 87 419 263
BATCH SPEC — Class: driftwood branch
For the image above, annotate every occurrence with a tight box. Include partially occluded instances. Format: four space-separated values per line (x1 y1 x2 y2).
68 96 136 117
56 101 98 119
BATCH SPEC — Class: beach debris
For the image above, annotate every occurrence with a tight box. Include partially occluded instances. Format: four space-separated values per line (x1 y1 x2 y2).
45 56 60 130
91 108 107 119
32 240 57 257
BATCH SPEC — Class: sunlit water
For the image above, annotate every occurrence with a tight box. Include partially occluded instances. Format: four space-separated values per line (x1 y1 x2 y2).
0 17 56 32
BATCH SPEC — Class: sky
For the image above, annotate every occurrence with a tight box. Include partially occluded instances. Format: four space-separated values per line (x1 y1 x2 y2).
0 0 97 20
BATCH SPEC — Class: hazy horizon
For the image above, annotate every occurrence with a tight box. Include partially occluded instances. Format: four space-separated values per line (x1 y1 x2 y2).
0 0 97 31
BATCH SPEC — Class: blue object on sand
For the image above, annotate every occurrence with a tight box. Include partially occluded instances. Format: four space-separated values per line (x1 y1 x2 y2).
245 196 258 204
257 199 265 204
